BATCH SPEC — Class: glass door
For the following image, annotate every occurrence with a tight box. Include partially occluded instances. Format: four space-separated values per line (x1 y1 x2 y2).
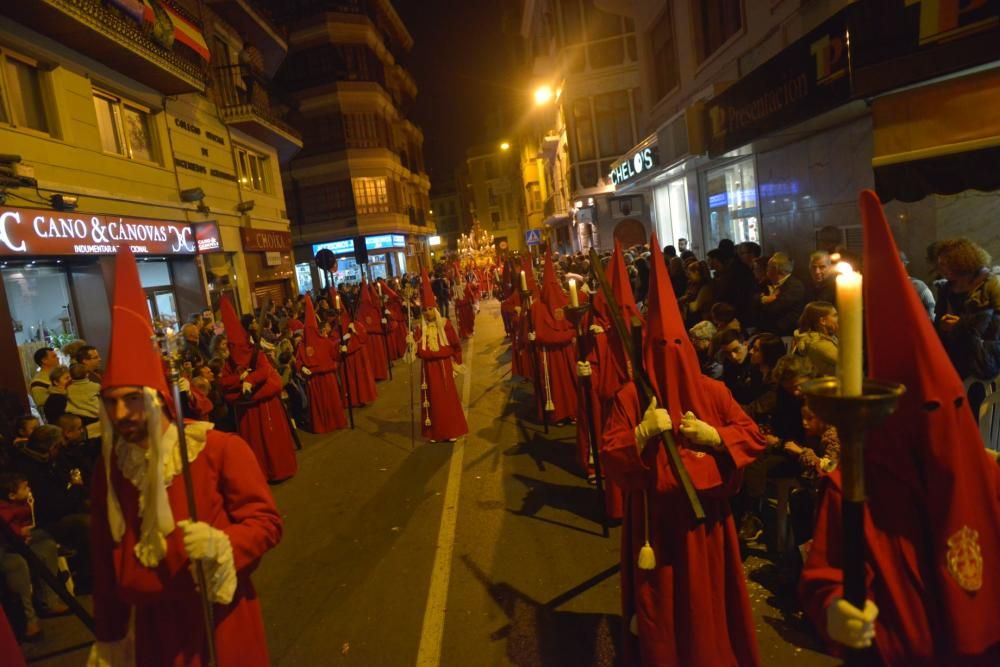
704 157 759 249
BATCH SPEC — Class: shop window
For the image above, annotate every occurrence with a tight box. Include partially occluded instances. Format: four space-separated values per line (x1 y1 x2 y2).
572 98 596 161
235 145 269 193
92 89 157 162
295 262 314 294
0 49 50 133
653 177 691 247
650 5 680 102
352 176 389 214
594 92 632 158
704 157 759 249
2 265 77 350
692 0 743 64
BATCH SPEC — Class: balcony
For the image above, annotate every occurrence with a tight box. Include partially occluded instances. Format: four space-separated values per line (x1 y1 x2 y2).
213 65 303 161
203 0 288 77
0 0 205 94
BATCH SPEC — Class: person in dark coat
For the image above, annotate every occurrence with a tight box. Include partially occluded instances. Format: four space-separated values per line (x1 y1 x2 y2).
758 252 807 336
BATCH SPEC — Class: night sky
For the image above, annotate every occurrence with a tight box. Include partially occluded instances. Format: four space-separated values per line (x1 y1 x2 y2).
395 0 523 189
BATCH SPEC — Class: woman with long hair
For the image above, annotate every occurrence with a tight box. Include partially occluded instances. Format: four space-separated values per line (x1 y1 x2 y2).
793 301 839 376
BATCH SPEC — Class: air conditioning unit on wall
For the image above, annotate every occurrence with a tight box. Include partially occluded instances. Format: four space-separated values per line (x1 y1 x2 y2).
610 195 644 219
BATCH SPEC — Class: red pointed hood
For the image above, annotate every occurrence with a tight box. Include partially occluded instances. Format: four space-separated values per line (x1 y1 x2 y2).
356 278 382 329
380 280 400 302
420 268 437 309
220 295 252 367
597 240 645 391
644 235 712 426
101 247 169 397
303 294 320 347
540 248 568 311
860 189 1000 640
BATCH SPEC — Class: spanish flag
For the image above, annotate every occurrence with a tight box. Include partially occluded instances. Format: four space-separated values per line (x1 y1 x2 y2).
143 0 210 62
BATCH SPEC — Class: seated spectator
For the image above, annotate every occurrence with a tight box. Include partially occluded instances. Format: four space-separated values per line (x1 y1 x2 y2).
65 363 101 442
758 252 806 336
0 472 70 638
899 251 935 320
55 413 94 480
792 301 839 376
716 330 761 405
678 260 714 326
41 366 71 425
711 301 740 334
741 334 788 425
782 405 840 482
737 241 762 269
11 415 38 451
29 347 58 410
806 251 837 303
770 352 816 444
688 321 722 379
668 256 688 297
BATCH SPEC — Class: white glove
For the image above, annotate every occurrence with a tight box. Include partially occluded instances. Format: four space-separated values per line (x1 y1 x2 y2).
87 636 135 667
239 370 249 381
514 306 522 315
527 332 536 341
178 519 226 560
826 598 878 649
242 381 253 394
453 363 468 375
385 310 392 317
349 323 357 333
577 361 592 377
381 318 388 324
634 396 671 448
177 377 191 393
406 332 415 344
176 520 237 605
679 411 722 451
301 367 312 376
342 332 351 341
589 324 605 335
340 345 348 353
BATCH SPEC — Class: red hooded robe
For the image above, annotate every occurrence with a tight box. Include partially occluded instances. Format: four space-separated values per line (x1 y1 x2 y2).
456 280 477 339
600 238 765 667
218 297 298 482
356 281 390 381
415 269 468 441
532 249 577 423
295 295 347 433
799 191 1000 666
337 308 378 407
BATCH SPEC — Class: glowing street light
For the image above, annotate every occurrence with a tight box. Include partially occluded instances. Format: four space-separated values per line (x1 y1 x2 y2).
534 85 553 105
500 142 511 151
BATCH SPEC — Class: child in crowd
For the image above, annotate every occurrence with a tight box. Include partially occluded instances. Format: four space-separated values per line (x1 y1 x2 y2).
711 301 741 334
0 472 69 639
12 415 38 449
783 404 840 480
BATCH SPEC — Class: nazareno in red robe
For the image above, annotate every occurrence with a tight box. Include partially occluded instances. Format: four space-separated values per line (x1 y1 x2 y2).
601 379 764 667
90 427 283 667
295 333 347 434
339 316 378 407
531 300 577 423
416 318 468 441
456 283 476 339
219 350 298 482
356 289 390 381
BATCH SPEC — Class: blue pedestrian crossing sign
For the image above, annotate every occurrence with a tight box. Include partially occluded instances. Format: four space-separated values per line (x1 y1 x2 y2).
525 229 542 246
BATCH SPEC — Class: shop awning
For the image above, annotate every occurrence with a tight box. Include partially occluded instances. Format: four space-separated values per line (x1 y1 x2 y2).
873 67 1000 203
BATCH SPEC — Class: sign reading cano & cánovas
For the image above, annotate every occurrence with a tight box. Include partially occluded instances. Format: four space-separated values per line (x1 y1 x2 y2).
705 7 852 157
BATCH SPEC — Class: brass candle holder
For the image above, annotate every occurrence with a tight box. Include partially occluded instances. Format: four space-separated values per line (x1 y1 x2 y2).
801 377 905 661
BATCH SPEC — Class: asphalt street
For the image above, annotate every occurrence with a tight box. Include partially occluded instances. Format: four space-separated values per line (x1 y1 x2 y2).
24 300 838 666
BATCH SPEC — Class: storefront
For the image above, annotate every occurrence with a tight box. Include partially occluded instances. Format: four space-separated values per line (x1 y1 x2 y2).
240 228 297 309
0 206 219 402
306 234 411 288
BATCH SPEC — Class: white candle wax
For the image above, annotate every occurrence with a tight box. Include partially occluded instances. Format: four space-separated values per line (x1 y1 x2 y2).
335 294 342 310
835 261 863 396
568 278 579 307
377 283 382 296
520 270 527 291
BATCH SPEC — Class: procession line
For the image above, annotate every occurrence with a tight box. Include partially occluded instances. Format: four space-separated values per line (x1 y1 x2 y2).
415 335 475 667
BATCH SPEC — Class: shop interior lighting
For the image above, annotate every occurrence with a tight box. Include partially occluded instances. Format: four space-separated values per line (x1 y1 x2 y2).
50 194 78 211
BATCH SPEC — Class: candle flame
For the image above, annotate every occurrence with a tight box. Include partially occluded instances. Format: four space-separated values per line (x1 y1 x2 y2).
836 261 855 275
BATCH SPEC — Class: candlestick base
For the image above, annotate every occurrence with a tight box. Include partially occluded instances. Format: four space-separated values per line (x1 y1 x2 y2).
520 289 532 300
564 304 590 328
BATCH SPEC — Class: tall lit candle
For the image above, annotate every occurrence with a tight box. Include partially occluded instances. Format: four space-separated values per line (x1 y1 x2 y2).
335 294 342 311
568 278 579 307
520 270 527 291
377 282 382 296
836 261 863 396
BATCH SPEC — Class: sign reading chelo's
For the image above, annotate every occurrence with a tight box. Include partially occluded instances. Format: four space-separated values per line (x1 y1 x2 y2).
0 206 201 256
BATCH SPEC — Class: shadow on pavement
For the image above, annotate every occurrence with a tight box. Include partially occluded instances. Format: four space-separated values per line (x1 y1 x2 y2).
460 555 622 667
507 473 607 532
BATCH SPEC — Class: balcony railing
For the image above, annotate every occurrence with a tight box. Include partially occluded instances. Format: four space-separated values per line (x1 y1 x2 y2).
212 65 302 146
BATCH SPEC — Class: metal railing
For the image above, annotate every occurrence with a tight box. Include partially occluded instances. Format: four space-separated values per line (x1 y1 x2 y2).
212 65 301 140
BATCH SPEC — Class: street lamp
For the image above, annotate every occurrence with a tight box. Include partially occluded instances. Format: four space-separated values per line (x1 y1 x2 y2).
534 85 553 106
500 141 510 151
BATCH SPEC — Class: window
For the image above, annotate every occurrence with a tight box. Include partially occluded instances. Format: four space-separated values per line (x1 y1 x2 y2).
0 50 49 133
490 210 502 226
235 145 269 192
594 92 632 158
92 90 156 162
488 186 498 206
527 184 542 212
704 157 759 248
352 177 389 214
650 6 680 102
693 0 743 64
572 98 595 161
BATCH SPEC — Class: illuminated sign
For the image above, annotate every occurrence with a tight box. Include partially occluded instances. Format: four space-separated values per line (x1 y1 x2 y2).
609 147 658 186
312 234 407 256
193 221 222 253
428 235 442 246
241 228 292 252
0 206 199 256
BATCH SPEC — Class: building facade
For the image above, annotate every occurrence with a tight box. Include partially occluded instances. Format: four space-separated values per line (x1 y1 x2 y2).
0 0 299 407
607 0 1000 281
274 0 433 289
429 174 465 252
521 0 646 253
463 142 525 255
